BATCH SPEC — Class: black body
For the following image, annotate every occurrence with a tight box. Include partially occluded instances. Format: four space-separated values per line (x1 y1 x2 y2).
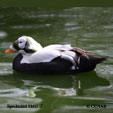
13 54 106 74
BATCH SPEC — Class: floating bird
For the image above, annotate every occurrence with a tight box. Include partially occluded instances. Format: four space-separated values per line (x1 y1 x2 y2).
5 36 107 74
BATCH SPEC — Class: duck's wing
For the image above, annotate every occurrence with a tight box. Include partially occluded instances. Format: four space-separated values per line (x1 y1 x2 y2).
23 46 77 65
43 45 78 65
44 45 88 59
71 47 89 59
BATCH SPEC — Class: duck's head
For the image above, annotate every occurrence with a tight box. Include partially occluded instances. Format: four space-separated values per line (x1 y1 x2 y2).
5 36 43 54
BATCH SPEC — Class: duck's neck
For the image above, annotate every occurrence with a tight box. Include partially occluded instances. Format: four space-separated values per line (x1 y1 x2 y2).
28 38 43 52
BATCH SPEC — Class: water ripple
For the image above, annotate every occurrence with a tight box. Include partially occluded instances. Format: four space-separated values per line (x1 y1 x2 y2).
0 31 7 39
0 63 12 75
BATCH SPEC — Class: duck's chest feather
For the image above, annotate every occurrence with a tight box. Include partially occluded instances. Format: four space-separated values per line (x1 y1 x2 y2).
13 54 74 74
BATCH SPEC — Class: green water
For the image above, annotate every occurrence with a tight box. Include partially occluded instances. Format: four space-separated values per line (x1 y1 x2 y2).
0 7 113 113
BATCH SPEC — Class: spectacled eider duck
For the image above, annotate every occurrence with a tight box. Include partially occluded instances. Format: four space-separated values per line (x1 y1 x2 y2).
5 36 107 74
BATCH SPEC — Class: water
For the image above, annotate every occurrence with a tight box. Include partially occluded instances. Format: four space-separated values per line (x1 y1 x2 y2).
0 7 113 113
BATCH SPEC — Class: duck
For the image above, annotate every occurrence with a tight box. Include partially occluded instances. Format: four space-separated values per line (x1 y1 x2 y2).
5 36 107 74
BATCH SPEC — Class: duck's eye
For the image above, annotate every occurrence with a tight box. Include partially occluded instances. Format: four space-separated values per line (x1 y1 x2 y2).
19 41 22 43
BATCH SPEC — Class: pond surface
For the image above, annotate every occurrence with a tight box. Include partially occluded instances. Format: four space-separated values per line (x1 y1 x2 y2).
0 7 113 113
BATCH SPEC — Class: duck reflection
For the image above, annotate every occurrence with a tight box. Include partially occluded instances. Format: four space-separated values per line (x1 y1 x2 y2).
13 71 110 97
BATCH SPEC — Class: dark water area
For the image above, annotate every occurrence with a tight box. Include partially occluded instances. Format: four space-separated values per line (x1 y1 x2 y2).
0 7 113 113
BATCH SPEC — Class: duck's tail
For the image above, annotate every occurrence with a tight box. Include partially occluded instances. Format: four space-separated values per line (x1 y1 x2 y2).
88 55 107 64
75 55 107 73
71 48 107 72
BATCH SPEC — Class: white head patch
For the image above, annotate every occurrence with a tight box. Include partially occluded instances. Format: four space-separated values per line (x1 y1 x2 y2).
18 36 27 49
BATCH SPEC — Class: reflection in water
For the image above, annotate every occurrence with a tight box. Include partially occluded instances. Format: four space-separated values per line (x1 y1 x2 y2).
11 71 110 113
13 71 110 97
0 74 42 113
72 72 110 96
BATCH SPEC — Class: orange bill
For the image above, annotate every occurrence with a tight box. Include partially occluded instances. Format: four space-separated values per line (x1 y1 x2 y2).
5 49 15 53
